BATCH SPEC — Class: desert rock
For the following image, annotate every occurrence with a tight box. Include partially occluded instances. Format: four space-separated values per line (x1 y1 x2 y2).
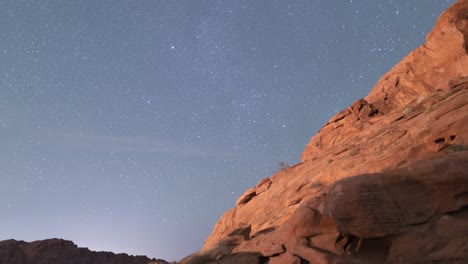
185 1 468 263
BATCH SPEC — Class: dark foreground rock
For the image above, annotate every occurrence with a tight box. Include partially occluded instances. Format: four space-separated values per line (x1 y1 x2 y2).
0 239 168 264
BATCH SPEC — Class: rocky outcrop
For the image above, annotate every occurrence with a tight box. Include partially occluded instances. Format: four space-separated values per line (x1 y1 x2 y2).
0 239 168 264
184 1 468 263
302 0 468 163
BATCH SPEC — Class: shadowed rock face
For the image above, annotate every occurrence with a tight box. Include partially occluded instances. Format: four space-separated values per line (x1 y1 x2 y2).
184 1 468 264
0 239 168 264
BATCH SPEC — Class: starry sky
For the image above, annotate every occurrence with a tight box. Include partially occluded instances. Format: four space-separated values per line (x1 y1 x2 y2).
0 0 454 261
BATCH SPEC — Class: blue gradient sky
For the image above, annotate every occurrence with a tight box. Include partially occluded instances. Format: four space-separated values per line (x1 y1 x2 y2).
0 0 454 261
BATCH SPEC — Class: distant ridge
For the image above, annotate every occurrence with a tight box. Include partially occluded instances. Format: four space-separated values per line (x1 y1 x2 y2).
0 239 168 264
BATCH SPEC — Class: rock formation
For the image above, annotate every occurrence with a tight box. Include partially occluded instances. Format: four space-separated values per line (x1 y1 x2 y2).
0 239 168 264
181 1 468 263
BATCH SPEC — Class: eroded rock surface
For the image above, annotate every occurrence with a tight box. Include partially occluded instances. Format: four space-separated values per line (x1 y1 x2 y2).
181 1 468 263
0 239 167 264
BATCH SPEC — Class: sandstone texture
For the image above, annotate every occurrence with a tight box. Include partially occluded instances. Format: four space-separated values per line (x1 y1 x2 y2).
0 239 167 264
182 1 468 263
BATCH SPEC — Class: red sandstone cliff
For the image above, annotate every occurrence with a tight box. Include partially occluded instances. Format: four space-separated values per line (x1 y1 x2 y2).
181 1 468 263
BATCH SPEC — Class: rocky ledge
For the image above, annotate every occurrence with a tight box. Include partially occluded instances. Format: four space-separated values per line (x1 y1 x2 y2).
180 1 468 263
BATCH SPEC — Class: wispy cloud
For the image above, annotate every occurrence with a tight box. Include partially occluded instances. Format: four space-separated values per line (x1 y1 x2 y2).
61 134 233 158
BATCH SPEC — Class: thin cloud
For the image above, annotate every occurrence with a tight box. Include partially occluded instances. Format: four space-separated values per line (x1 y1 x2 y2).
61 134 233 158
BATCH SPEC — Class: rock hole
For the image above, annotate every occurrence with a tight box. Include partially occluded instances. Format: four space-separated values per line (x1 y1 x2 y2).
434 138 445 144
358 104 364 111
368 109 379 117
450 135 456 141
395 77 400 87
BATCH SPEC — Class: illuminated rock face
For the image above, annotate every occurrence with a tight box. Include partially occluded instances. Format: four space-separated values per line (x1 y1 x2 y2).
182 1 468 263
0 239 168 264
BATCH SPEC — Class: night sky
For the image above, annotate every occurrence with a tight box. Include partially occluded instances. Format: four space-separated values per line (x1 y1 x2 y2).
0 0 454 261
